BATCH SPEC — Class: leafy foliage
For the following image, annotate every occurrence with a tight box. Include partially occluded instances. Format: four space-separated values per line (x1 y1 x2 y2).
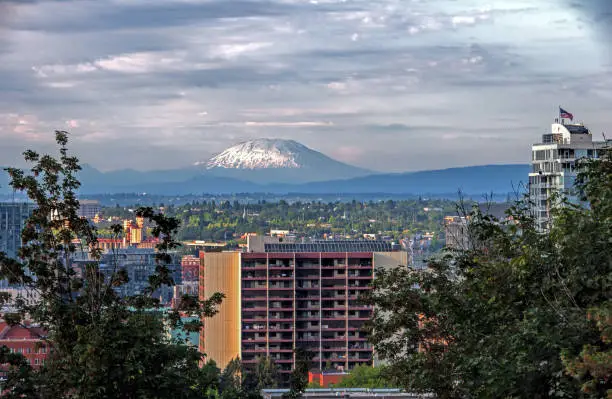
364 151 612 398
0 131 224 398
562 303 611 397
332 365 395 389
283 348 313 399
100 197 459 247
217 356 279 399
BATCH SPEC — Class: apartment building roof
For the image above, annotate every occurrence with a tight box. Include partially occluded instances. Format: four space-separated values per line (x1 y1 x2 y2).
263 240 396 253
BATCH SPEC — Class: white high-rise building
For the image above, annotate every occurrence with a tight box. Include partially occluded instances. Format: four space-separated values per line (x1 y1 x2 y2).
529 117 609 230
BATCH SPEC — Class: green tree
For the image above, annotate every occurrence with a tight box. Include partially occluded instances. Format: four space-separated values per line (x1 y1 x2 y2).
283 348 312 399
333 365 394 389
562 302 612 397
199 360 222 397
364 152 612 398
219 357 243 399
0 131 224 398
254 356 280 391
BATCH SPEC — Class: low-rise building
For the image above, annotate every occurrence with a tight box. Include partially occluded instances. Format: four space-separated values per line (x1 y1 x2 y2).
0 321 49 371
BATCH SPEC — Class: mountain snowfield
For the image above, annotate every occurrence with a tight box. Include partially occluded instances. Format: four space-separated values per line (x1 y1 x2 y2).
203 139 307 169
196 138 373 184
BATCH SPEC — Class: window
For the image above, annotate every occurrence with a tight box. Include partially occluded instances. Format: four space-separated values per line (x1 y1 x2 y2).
26 347 31 354
35 359 39 365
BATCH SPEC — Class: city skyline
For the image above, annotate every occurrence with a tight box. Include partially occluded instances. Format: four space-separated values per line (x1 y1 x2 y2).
0 0 611 172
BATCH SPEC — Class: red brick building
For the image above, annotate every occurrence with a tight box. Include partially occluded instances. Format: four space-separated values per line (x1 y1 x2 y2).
181 255 200 282
0 321 49 369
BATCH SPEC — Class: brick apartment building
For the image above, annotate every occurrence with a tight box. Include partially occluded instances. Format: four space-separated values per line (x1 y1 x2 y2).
198 237 408 380
0 321 49 372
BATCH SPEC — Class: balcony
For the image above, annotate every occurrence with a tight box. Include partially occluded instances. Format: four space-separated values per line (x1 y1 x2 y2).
268 264 295 270
242 287 267 291
348 305 372 311
322 312 346 319
269 276 294 281
321 264 348 269
243 324 267 330
297 333 319 339
295 263 320 270
321 305 346 311
347 285 371 290
242 348 267 353
242 338 267 343
268 339 293 343
296 281 320 288
242 307 267 312
242 296 267 301
321 337 346 342
242 266 268 272
243 317 267 322
348 346 372 352
269 326 293 332
347 275 372 280
242 276 267 281
295 327 321 332
268 286 293 291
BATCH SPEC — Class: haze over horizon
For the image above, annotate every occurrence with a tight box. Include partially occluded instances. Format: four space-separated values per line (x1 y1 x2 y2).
1 0 611 173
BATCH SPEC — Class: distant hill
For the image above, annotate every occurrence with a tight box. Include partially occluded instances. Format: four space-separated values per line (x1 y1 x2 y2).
0 164 529 197
288 164 530 195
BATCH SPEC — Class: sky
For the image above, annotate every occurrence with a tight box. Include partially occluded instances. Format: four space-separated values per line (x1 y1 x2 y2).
0 0 611 173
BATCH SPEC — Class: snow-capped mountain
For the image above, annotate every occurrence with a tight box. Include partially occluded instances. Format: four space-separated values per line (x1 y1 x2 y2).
203 139 309 169
199 138 373 183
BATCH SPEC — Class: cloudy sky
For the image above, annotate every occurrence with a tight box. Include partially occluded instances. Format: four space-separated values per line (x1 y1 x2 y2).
0 0 610 172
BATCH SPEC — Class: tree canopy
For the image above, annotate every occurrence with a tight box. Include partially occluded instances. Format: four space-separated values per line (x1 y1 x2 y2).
365 152 612 398
332 365 395 389
0 131 224 398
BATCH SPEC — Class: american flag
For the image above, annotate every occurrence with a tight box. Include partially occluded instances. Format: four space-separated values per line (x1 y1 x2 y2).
559 107 573 121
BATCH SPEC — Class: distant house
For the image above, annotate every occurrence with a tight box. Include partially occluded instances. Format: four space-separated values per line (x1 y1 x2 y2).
0 321 49 374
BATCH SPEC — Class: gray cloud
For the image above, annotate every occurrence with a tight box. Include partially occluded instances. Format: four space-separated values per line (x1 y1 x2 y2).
0 0 610 172
568 0 612 38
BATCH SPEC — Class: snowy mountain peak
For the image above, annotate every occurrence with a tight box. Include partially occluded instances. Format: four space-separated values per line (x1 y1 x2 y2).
202 138 318 170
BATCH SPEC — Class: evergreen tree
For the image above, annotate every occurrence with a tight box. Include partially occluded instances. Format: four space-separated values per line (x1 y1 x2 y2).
283 348 312 399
